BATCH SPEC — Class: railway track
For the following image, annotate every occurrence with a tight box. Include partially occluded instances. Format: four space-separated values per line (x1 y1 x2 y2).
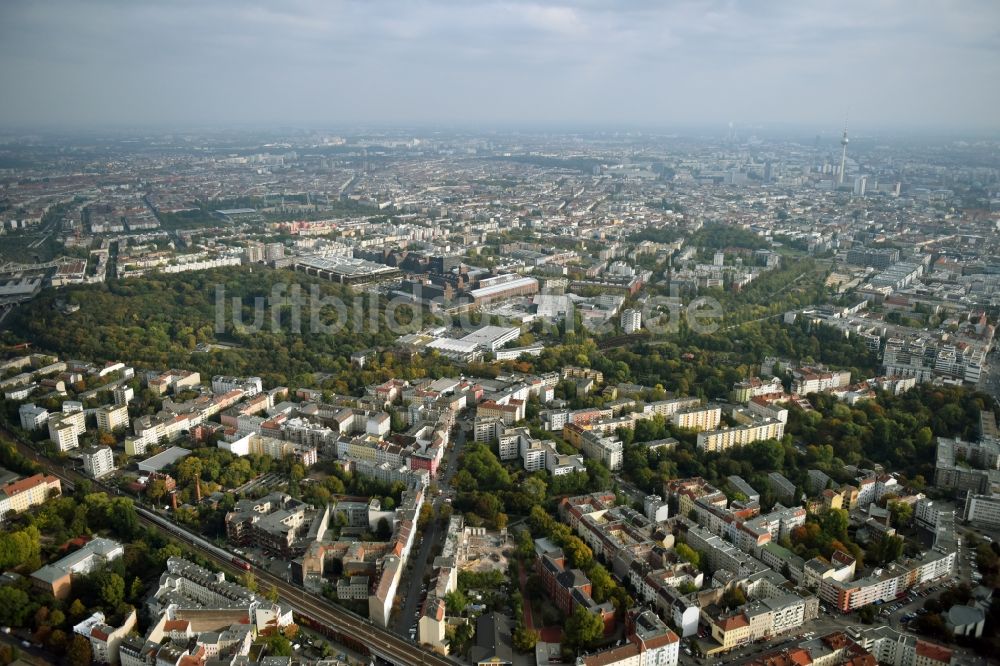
1 425 457 666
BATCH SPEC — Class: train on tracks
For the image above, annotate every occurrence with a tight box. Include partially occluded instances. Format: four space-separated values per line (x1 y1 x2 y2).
134 505 252 571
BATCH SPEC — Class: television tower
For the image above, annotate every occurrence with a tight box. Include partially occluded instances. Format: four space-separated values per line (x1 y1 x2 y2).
838 120 849 186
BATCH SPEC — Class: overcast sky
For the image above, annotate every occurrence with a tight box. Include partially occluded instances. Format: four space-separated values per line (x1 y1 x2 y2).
0 0 997 132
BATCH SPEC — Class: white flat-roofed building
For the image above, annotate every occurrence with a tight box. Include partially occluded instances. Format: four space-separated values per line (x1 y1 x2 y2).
644 495 670 522
211 375 262 397
547 450 586 476
494 344 545 360
81 446 116 479
366 412 391 437
19 403 49 430
219 433 317 468
137 446 191 473
643 397 701 418
579 432 624 471
474 416 504 444
621 308 642 334
498 427 527 461
914 496 954 528
4 384 35 401
294 255 401 285
963 492 1000 527
49 417 80 452
113 386 134 406
521 438 549 472
469 275 539 304
459 325 521 352
55 407 86 435
426 337 482 361
62 400 83 415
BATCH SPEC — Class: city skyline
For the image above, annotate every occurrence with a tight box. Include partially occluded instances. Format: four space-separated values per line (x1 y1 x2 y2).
0 0 998 131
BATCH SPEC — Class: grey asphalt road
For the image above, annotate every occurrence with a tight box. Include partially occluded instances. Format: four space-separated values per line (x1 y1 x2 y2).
391 421 468 639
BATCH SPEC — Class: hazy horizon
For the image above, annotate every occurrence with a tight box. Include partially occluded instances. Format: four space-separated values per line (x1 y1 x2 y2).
1 0 998 133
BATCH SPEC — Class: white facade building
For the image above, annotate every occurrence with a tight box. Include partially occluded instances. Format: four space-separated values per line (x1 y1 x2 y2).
81 446 116 478
621 308 642 334
19 403 49 431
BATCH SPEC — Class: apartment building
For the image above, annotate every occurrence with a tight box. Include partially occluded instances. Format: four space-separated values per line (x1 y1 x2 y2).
962 492 1000 527
81 445 115 479
336 576 370 600
883 337 985 385
579 430 624 471
497 426 527 461
132 411 197 447
0 472 61 521
643 397 700 418
768 472 798 505
477 399 525 425
934 437 1000 494
296 488 424 628
18 403 48 430
534 538 614 633
113 386 134 406
576 609 680 666
225 493 314 556
913 496 955 529
747 397 789 424
707 593 808 653
818 547 956 612
709 613 751 652
846 247 899 269
521 438 549 472
697 418 785 453
671 405 722 432
96 403 129 432
732 377 785 403
49 416 80 452
147 557 292 628
666 478 729 519
211 375 263 397
727 476 760 503
685 525 768 580
147 369 201 395
221 432 318 467
73 608 136 665
790 367 851 395
621 308 642 334
850 626 953 666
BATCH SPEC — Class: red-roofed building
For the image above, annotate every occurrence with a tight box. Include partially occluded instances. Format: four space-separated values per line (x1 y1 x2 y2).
915 640 952 666
0 473 61 521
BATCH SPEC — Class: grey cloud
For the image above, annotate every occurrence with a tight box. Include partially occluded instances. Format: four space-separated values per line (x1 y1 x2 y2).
0 0 997 131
